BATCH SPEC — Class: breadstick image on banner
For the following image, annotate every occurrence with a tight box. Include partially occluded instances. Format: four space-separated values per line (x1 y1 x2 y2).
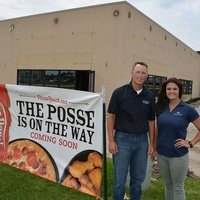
61 150 103 197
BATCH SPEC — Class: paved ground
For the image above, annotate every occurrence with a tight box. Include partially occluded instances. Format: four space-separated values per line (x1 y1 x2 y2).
187 102 200 177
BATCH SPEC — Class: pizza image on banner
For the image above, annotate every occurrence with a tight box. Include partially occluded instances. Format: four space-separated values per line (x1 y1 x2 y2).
4 139 59 182
0 84 103 198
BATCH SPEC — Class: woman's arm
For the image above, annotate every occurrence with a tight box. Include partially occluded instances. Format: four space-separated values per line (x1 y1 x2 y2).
175 117 200 148
148 120 155 155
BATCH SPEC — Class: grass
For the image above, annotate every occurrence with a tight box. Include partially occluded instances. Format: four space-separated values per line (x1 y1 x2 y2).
1 159 200 200
141 176 200 200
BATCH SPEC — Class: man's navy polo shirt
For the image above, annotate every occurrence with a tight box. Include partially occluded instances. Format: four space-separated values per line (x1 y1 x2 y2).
107 83 155 134
157 102 199 157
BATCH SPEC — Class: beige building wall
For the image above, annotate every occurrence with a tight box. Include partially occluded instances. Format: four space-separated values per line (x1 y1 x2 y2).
0 1 199 104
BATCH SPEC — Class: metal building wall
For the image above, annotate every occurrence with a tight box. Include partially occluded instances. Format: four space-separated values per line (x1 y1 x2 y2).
0 1 199 104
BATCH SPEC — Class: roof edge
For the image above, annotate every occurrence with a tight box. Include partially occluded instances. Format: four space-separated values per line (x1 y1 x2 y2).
0 1 128 22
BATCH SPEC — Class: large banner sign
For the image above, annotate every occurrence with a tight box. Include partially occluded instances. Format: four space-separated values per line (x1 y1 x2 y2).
0 84 103 197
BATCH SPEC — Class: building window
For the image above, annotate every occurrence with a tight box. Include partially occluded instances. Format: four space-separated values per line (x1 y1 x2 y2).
179 79 193 95
17 69 95 92
18 70 31 85
144 76 193 96
44 70 59 87
32 70 44 86
145 75 167 96
60 70 76 89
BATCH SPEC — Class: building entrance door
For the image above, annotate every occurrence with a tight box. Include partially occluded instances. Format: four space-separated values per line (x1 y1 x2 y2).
76 70 95 92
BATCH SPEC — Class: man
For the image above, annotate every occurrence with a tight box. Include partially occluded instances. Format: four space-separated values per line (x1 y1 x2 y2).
107 62 155 200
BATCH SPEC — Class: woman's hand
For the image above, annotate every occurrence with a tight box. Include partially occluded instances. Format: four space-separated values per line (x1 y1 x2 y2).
151 150 157 161
175 139 190 148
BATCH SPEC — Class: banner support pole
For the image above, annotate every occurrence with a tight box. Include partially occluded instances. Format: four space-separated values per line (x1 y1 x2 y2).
102 86 107 200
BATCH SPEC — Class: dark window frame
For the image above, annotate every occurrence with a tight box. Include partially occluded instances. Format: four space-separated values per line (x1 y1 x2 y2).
145 74 167 96
179 79 193 95
17 69 95 92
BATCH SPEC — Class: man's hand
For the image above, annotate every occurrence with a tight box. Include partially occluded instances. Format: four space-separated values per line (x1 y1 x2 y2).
108 140 118 155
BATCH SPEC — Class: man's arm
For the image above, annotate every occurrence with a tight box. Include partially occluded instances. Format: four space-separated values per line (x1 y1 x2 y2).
107 113 118 155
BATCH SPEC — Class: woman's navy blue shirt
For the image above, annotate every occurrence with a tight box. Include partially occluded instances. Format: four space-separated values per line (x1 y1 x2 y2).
157 101 199 157
107 83 155 134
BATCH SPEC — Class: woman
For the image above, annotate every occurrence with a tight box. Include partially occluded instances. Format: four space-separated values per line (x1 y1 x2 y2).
155 77 200 200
